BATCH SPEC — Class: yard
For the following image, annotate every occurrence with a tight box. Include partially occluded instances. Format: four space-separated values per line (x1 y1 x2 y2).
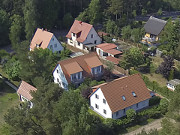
0 79 19 134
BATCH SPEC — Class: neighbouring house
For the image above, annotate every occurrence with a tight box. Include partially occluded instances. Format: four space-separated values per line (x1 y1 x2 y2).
167 79 180 91
96 43 122 58
89 74 151 119
30 28 64 53
17 81 37 108
66 20 101 52
142 16 167 46
53 53 103 90
105 56 120 65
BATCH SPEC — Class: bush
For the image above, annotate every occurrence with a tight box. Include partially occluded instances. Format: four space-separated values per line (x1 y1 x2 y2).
149 96 161 106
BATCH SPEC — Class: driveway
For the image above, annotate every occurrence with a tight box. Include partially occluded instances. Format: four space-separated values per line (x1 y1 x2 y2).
124 118 163 135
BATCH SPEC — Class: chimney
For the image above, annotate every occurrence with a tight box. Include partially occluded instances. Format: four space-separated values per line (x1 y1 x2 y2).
79 21 82 24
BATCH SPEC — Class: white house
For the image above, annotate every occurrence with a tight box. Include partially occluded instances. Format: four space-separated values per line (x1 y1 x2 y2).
89 74 151 119
167 79 180 91
66 20 101 52
53 53 103 90
17 81 37 108
30 28 64 53
96 43 122 58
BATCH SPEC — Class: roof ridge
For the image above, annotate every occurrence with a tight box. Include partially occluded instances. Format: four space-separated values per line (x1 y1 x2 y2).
150 16 167 23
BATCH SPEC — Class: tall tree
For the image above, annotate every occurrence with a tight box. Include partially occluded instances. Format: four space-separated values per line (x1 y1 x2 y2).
0 9 10 47
23 0 38 40
9 14 24 49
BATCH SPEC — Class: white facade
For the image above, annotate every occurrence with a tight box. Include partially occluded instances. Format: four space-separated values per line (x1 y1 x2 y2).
47 35 64 53
18 94 33 108
53 64 68 90
67 27 101 52
90 88 112 118
90 88 150 119
167 83 175 91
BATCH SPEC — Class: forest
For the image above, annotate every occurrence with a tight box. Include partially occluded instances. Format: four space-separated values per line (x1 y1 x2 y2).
1 0 180 135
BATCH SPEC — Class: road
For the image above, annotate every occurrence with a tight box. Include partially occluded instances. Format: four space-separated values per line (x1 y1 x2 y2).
124 118 163 135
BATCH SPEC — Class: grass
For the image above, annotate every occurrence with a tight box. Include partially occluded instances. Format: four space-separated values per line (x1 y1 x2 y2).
88 108 105 121
0 79 19 132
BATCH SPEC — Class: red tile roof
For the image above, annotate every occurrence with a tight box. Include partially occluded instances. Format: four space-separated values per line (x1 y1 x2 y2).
30 28 53 50
96 43 117 51
105 49 122 55
92 74 151 113
66 20 93 43
17 81 37 100
98 31 109 37
106 56 120 65
58 53 103 83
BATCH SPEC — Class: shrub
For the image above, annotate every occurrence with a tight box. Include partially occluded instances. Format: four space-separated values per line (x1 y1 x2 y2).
81 88 92 99
149 96 161 106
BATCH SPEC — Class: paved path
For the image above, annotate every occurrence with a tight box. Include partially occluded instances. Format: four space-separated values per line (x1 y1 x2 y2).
5 80 18 91
124 118 163 135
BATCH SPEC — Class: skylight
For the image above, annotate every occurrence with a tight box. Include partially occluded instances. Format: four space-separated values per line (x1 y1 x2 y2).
132 92 136 97
122 96 126 101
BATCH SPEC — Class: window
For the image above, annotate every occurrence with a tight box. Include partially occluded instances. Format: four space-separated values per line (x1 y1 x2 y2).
36 44 39 48
54 44 57 48
50 45 53 50
94 40 97 44
71 74 76 80
62 82 67 88
95 104 99 109
103 109 106 114
103 99 106 104
95 94 99 99
57 70 59 73
122 96 126 101
132 92 136 97
116 111 119 116
77 72 81 79
57 78 59 82
91 68 95 75
123 109 125 114
91 34 93 38
78 42 80 46
52 38 54 41
96 66 101 73
73 33 76 37
136 103 139 108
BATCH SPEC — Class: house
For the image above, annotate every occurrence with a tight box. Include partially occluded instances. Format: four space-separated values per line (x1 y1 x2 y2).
66 20 101 52
167 79 180 91
30 28 64 53
53 53 103 90
142 16 167 46
89 74 151 119
17 81 37 108
96 43 122 58
105 56 120 65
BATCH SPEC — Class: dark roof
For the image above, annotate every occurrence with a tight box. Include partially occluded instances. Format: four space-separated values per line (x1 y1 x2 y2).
144 16 167 35
94 74 151 113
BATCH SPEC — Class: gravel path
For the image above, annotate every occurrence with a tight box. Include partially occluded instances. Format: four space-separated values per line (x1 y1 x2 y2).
124 118 163 135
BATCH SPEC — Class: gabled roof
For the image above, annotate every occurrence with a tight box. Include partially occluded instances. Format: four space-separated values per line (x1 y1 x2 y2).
92 74 151 113
57 53 103 83
106 56 120 65
167 79 180 86
96 43 117 51
30 28 53 50
66 20 93 43
17 81 37 100
144 16 167 35
105 49 122 55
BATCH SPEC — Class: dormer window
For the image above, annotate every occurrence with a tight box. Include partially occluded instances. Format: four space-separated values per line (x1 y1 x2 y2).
122 96 126 101
36 44 39 48
132 92 136 97
71 72 82 81
73 33 76 37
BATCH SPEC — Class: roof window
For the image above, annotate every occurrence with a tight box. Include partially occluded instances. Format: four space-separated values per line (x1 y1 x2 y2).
132 92 136 97
122 96 126 101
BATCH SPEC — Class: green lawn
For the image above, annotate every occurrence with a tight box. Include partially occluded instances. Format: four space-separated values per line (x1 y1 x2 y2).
0 79 19 134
